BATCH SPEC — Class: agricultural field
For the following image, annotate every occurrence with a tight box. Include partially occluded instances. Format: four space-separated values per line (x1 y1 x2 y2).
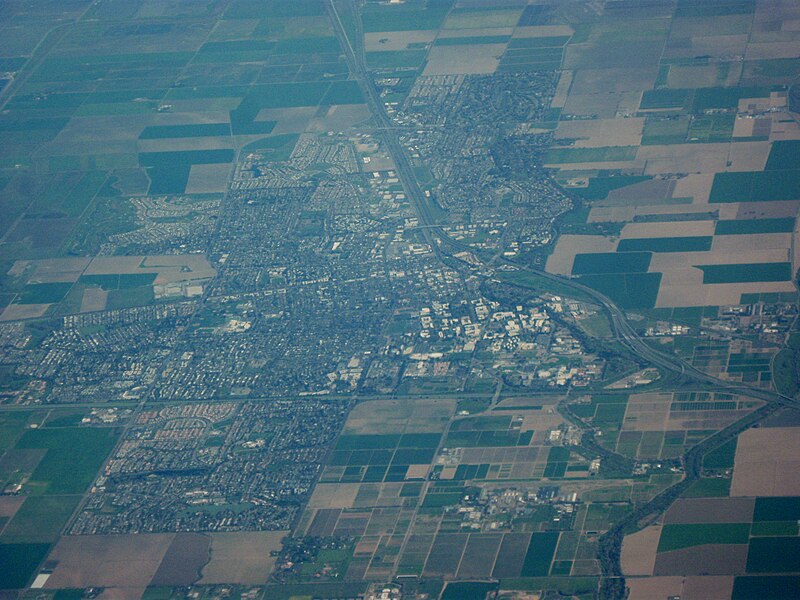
621 418 800 598
543 0 800 312
0 255 216 319
0 408 120 589
0 0 366 275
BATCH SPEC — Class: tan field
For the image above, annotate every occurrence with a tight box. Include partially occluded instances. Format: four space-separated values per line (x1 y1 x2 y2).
569 67 657 95
306 482 361 509
343 398 453 434
364 30 437 52
653 544 747 576
637 144 730 175
406 464 430 479
184 163 231 194
306 104 371 133
96 588 145 600
423 44 505 76
199 531 286 584
588 202 731 223
15 257 92 283
657 280 795 308
0 303 50 321
621 524 661 576
673 173 715 204
255 107 316 134
137 137 232 153
668 63 741 88
619 221 714 239
711 232 792 252
664 498 754 524
770 114 800 142
622 393 672 432
45 534 174 588
440 27 514 38
562 92 628 119
736 200 800 218
0 496 26 531
512 25 574 38
80 287 108 312
627 576 683 600
628 574 733 600
682 576 735 600
544 159 644 171
551 70 573 109
727 140 770 171
746 41 800 59
545 234 617 275
555 117 644 148
731 426 800 496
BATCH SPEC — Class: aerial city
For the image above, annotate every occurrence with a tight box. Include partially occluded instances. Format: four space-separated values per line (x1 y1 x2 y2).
0 0 799 599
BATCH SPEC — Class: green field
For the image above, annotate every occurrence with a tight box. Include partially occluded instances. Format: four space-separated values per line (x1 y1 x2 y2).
139 123 236 139
520 532 559 576
754 497 800 522
17 282 72 305
703 438 737 470
732 576 800 600
441 582 498 600
0 543 50 589
641 116 690 145
15 427 119 494
0 495 82 543
675 0 755 17
367 50 427 69
545 146 638 164
577 273 662 309
709 170 800 203
691 85 770 112
751 521 799 537
697 263 791 284
746 537 800 573
640 88 691 110
571 176 651 200
543 446 570 478
362 4 450 32
657 523 750 552
225 0 325 19
79 273 157 290
766 140 800 171
617 237 711 253
682 477 731 498
444 7 523 29
572 252 651 275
